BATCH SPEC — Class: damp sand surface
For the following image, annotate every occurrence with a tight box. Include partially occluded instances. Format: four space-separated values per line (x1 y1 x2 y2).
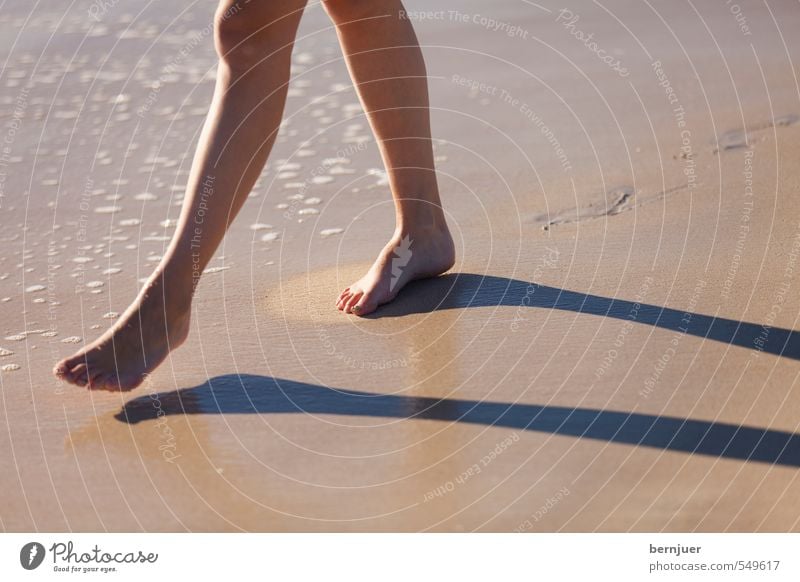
2 0 800 532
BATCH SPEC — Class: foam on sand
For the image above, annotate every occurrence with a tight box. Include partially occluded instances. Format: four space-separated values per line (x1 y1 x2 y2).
94 206 122 214
319 228 344 237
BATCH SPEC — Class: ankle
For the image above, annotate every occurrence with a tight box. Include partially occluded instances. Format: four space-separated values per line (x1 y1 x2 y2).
392 221 453 259
141 267 195 314
395 207 448 238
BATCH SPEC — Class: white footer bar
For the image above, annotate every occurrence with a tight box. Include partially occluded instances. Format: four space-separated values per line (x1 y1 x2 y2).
1 533 796 581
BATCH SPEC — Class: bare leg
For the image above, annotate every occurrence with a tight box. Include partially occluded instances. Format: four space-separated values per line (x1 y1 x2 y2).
53 0 308 390
324 0 455 316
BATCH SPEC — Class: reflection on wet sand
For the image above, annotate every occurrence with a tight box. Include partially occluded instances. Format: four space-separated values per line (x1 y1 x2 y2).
402 298 462 519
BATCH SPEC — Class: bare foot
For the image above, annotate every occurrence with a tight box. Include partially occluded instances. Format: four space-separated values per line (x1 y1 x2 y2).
336 225 455 316
53 274 191 391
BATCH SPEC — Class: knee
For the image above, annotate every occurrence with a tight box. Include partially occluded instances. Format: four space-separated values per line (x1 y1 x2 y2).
214 2 299 70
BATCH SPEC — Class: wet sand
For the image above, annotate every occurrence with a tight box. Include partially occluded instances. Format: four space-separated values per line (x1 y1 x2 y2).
2 0 800 531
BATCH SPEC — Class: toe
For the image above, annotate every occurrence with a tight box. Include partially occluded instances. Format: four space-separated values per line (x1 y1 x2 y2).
337 291 352 311
71 364 89 387
56 353 86 379
88 371 113 391
86 366 106 387
345 291 363 314
87 374 105 390
53 361 69 379
352 292 378 316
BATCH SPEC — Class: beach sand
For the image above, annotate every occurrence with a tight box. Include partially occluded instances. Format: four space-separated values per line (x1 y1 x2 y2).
1 0 800 531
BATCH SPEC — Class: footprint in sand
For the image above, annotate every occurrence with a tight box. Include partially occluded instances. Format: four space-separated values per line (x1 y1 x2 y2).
714 114 800 153
528 185 634 230
527 184 690 230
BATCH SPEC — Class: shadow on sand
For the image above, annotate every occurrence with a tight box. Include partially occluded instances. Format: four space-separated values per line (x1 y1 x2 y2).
117 374 800 467
368 273 800 360
117 274 800 466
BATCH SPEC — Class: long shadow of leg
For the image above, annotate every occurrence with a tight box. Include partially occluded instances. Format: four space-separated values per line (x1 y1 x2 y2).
371 274 800 360
117 374 800 467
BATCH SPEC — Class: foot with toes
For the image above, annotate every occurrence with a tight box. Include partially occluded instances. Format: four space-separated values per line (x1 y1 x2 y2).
337 223 455 316
53 273 191 391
